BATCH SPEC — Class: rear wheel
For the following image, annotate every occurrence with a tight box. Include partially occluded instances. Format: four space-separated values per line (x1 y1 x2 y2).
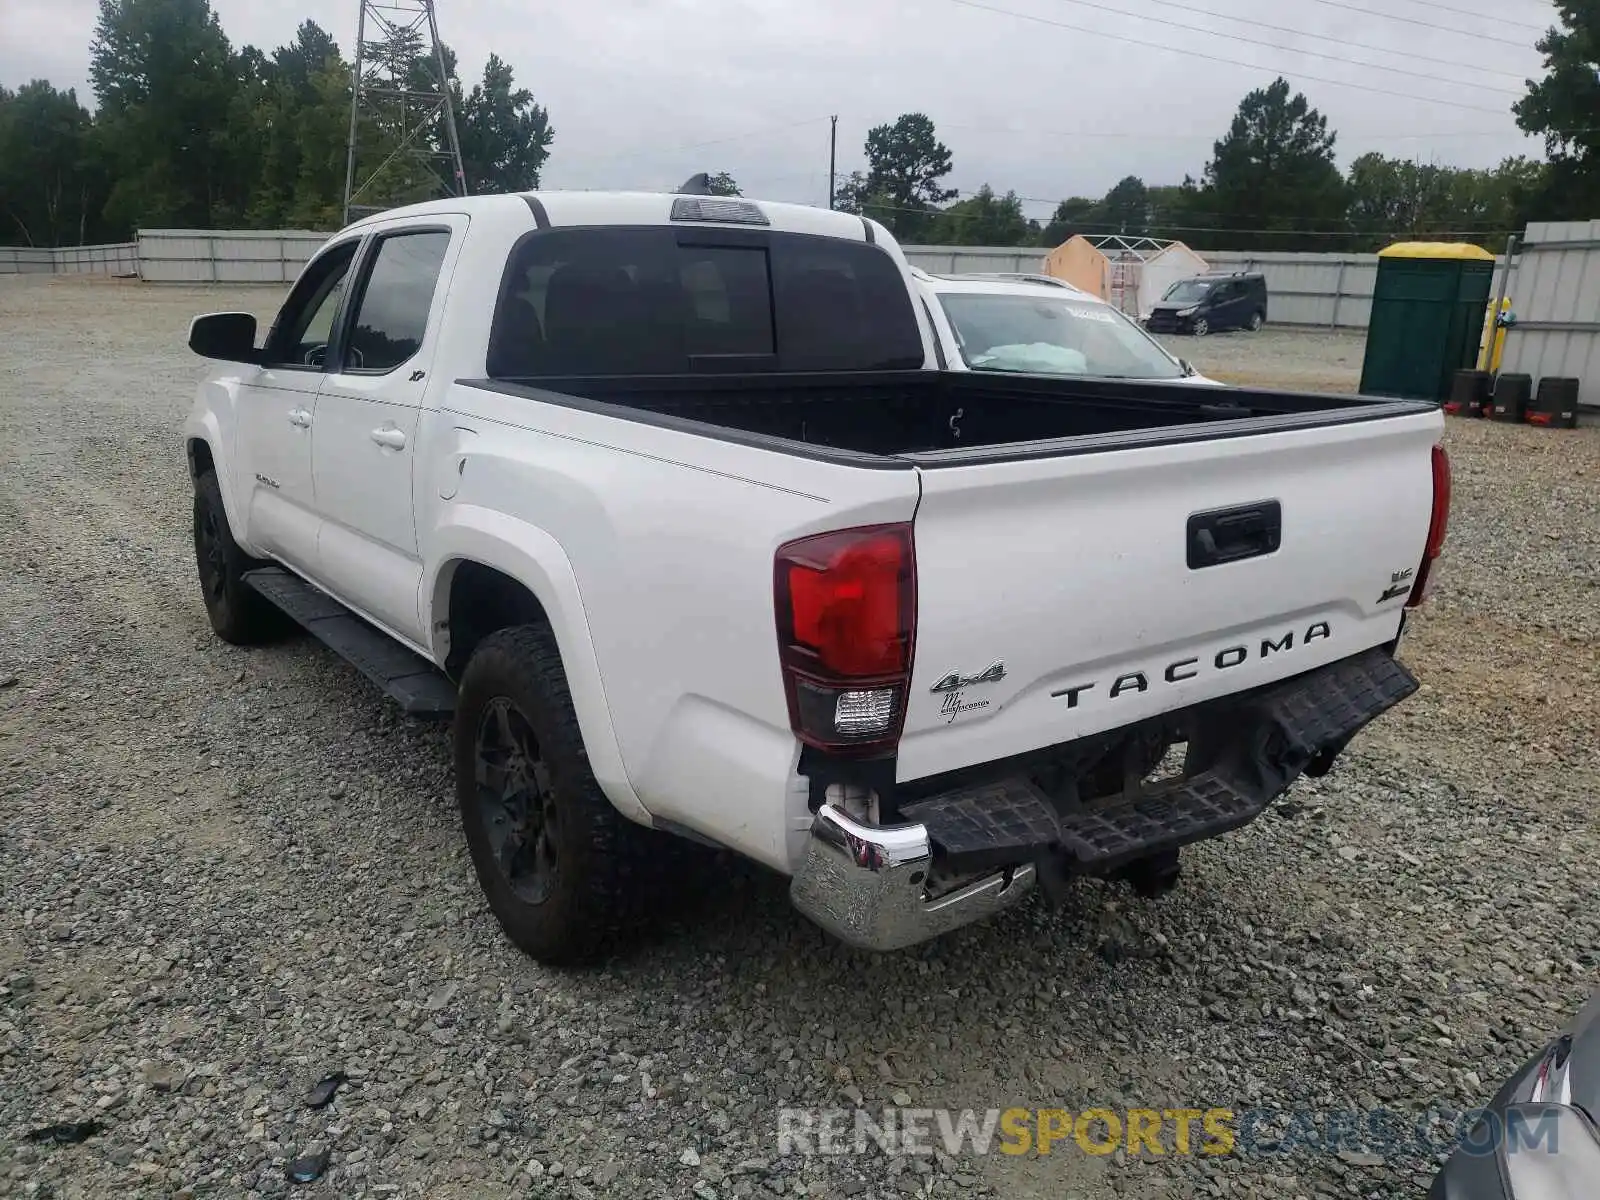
1247 310 1265 332
192 470 287 645
1191 317 1210 337
454 624 658 964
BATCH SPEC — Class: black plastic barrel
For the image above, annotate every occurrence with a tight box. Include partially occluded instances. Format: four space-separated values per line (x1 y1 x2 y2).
1530 377 1579 429
1491 372 1532 423
1446 369 1490 418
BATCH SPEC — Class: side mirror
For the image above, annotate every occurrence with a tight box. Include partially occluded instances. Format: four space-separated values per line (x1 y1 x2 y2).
189 312 259 362
1179 358 1196 376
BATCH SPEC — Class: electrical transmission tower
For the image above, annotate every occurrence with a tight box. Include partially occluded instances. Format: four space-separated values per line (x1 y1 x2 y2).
342 0 467 225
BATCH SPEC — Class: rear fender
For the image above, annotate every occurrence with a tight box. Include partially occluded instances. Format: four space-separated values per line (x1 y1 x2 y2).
424 506 648 824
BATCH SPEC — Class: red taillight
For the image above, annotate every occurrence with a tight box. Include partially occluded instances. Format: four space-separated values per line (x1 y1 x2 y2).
1407 443 1452 607
775 523 916 754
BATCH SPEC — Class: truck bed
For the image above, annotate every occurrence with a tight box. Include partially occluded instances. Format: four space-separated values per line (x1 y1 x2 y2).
469 371 1432 465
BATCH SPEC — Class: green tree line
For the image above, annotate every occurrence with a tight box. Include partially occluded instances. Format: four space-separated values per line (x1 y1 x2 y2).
0 0 552 246
838 82 1580 253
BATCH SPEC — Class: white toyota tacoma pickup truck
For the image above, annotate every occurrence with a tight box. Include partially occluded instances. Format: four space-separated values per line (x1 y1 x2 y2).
183 190 1450 963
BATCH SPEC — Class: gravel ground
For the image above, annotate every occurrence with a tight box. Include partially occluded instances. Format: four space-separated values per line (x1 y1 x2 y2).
2 276 1597 1200
1153 327 1369 393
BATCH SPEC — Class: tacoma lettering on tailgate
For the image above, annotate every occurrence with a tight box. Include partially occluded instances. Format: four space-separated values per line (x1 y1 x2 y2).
1052 622 1332 708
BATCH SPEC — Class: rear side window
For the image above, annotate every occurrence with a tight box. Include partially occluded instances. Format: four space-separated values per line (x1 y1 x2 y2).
486 227 924 377
345 230 451 373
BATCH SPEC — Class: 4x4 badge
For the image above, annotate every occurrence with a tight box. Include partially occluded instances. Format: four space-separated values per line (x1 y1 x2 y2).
929 661 1006 693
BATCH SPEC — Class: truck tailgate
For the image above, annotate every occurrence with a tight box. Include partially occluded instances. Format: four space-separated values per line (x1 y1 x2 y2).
897 410 1442 782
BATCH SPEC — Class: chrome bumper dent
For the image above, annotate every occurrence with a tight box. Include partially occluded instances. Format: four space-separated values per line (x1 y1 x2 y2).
789 804 1036 951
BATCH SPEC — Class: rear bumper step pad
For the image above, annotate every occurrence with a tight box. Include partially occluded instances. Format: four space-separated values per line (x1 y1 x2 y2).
1255 645 1418 758
243 567 457 718
898 778 1062 872
1054 770 1261 869
901 769 1261 874
900 648 1418 874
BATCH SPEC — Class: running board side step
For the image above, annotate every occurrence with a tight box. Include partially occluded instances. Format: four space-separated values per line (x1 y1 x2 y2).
242 567 457 718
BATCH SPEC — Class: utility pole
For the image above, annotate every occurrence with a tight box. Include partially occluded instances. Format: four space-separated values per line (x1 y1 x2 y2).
828 115 838 210
342 0 467 225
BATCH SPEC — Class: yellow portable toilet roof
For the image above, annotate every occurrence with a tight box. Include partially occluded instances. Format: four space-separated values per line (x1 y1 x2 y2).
1377 241 1494 261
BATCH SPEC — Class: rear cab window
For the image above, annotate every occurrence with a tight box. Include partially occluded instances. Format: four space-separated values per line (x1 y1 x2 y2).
485 227 925 378
342 230 452 373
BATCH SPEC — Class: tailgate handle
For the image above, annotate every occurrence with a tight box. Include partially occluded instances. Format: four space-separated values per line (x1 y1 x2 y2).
1187 501 1282 569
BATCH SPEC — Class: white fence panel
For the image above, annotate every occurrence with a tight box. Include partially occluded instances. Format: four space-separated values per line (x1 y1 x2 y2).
51 243 139 275
0 247 55 274
136 229 329 283
901 245 1048 275
1205 251 1380 329
1499 220 1600 413
0 242 137 275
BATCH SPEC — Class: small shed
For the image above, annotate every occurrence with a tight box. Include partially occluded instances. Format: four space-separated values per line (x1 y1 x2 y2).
1359 241 1496 402
1137 243 1211 319
1044 236 1112 300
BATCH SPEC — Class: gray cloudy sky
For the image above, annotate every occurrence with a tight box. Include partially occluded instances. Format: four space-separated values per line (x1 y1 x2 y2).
0 0 1559 219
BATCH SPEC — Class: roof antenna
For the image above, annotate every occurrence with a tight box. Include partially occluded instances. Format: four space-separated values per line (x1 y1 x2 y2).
677 172 712 196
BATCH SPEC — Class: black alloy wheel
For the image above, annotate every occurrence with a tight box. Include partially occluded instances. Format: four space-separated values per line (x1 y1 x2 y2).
473 697 561 905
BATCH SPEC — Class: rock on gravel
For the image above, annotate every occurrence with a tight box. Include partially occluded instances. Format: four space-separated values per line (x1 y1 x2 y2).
1 277 1596 1200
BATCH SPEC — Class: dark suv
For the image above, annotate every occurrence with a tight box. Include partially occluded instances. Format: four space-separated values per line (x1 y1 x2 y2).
1145 272 1268 336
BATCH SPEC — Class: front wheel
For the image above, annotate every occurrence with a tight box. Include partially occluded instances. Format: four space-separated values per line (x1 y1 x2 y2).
1247 311 1264 332
454 624 658 964
1191 317 1210 337
192 470 288 645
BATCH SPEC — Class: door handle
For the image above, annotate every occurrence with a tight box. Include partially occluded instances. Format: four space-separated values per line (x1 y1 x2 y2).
370 427 407 450
288 407 312 428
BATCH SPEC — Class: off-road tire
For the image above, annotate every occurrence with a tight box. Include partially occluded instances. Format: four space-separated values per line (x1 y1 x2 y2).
455 624 658 965
192 470 288 645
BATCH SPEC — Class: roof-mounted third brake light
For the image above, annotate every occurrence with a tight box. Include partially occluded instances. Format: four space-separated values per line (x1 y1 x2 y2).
669 197 770 226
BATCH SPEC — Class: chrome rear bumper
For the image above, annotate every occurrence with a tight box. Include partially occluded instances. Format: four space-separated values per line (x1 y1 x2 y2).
788 804 1035 951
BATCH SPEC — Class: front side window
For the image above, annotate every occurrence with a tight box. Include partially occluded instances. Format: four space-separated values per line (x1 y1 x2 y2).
938 292 1185 380
265 241 358 368
344 230 452 372
486 227 923 378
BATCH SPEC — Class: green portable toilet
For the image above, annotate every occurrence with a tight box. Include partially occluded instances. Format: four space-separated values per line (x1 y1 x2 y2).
1359 242 1497 402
